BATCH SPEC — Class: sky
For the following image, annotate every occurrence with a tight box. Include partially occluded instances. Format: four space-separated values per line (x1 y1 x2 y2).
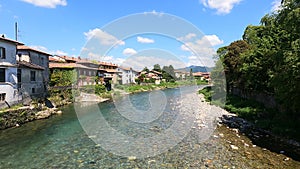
0 0 282 70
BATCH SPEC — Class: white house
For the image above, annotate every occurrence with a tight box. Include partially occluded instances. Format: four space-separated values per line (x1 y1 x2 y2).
116 67 138 85
0 36 23 108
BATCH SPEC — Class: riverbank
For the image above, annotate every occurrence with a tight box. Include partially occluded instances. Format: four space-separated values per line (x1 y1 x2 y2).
199 86 300 161
0 104 62 130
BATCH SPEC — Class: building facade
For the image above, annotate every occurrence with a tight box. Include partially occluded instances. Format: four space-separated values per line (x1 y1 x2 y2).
17 45 51 98
0 37 23 108
116 67 138 85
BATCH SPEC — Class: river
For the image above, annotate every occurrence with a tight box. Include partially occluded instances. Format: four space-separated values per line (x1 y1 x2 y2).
0 86 299 168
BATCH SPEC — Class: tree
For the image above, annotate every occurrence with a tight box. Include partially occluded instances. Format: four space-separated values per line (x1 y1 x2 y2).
162 65 176 82
142 67 149 73
153 64 162 72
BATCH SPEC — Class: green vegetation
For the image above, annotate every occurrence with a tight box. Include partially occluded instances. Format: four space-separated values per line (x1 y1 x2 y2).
49 69 77 87
199 86 300 141
215 0 299 117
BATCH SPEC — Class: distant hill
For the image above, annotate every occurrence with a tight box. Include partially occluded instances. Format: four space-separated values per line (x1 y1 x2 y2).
176 65 212 73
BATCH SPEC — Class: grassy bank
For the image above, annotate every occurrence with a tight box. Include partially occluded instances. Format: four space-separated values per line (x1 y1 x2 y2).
114 80 208 94
199 86 300 141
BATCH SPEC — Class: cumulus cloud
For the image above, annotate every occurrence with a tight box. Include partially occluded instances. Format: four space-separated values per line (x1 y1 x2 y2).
30 45 68 55
178 34 223 67
177 33 197 41
123 48 137 56
124 55 186 71
137 36 155 44
187 55 216 67
200 0 242 14
53 50 68 56
84 28 125 46
204 35 224 46
20 0 67 8
271 0 282 12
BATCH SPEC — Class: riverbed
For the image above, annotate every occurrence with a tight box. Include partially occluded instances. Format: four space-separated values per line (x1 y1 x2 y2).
0 86 299 168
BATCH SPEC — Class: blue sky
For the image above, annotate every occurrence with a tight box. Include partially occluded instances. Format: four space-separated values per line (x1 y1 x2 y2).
0 0 281 70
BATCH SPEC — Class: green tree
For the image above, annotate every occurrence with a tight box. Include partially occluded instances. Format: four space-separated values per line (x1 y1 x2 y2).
153 64 162 72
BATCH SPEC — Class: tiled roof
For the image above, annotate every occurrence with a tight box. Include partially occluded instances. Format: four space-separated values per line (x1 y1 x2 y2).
59 56 78 62
150 70 162 75
49 62 98 70
0 62 17 67
18 61 45 70
0 37 24 45
17 45 52 56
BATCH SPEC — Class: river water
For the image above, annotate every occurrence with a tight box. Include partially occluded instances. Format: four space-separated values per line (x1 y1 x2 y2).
0 86 299 168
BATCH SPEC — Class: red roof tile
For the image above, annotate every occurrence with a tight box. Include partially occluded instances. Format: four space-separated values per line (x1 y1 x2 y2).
17 45 52 56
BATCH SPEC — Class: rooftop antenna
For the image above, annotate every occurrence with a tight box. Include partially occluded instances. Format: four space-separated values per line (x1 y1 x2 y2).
15 22 18 41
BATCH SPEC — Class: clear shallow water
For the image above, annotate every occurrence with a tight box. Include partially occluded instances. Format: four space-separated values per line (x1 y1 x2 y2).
1 86 300 169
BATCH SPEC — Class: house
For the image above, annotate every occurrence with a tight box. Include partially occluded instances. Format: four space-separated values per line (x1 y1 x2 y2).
49 56 98 86
49 56 119 88
17 45 51 98
174 70 189 80
116 67 138 85
139 70 163 84
98 61 118 85
193 72 211 81
0 36 24 108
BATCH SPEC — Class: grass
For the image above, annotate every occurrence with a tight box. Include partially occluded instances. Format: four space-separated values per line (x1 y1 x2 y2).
199 86 300 141
0 103 24 114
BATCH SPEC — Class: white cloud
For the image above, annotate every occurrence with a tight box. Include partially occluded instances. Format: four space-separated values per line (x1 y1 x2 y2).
204 35 224 46
123 48 137 56
271 0 282 12
30 45 68 55
20 0 67 8
177 33 197 41
84 28 125 46
187 55 215 67
124 55 186 71
200 0 242 14
53 50 68 56
143 10 164 16
137 36 155 44
178 34 223 67
180 34 223 51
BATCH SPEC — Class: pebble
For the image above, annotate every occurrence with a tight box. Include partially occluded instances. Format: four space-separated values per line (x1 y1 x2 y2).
15 123 20 127
148 160 156 164
230 145 239 150
128 156 136 161
232 128 239 133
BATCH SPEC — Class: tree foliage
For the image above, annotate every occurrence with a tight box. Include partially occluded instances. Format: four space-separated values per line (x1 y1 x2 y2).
218 0 300 115
50 69 77 87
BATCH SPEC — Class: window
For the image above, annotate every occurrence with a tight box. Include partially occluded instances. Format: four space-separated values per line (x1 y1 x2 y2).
30 71 36 81
32 88 35 94
0 47 5 59
41 57 44 65
0 68 5 82
0 93 6 102
17 69 21 89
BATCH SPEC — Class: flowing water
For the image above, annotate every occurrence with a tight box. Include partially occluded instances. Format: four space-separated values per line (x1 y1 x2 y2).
0 87 299 168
